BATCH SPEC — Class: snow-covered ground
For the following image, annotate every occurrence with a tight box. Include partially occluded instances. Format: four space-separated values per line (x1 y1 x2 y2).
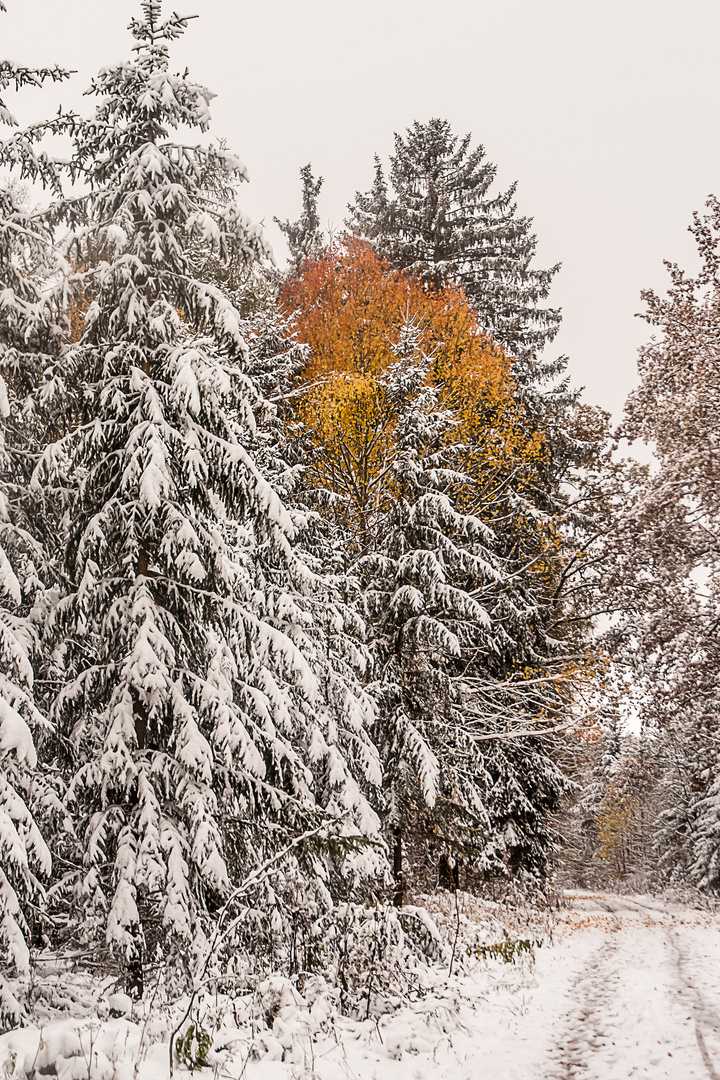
2 892 720 1080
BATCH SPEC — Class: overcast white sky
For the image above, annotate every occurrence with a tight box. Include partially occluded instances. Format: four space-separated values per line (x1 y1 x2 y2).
3 0 719 418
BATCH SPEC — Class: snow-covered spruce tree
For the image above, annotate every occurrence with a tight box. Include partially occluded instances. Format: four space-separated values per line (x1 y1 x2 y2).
347 125 603 806
355 324 492 900
0 20 71 1024
347 119 561 370
0 500 51 1025
275 164 324 278
355 320 570 897
32 3 382 988
609 196 720 890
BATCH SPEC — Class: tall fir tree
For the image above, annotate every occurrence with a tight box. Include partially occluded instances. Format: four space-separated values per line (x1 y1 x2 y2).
347 124 608 854
26 2 381 987
347 119 561 372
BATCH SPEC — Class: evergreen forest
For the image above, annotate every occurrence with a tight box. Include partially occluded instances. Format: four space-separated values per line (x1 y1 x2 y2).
1 1 720 1055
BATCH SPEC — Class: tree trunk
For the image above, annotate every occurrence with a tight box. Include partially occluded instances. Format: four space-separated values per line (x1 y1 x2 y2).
392 827 404 907
127 537 151 997
126 952 144 999
134 539 151 749
438 853 459 891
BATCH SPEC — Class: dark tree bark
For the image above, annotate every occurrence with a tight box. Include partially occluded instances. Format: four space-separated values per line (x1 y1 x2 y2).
393 826 404 907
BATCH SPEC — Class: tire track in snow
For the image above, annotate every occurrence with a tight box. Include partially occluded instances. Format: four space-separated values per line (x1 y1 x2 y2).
618 894 720 1078
539 896 715 1079
541 927 621 1079
668 929 720 1080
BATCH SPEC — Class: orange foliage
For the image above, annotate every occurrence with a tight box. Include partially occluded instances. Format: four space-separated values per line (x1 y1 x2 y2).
66 293 88 344
281 236 504 387
64 266 89 344
280 240 547 550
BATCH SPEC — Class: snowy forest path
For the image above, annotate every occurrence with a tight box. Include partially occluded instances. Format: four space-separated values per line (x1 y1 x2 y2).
532 892 720 1080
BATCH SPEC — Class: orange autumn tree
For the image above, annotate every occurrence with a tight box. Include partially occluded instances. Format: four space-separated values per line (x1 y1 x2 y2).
280 237 543 554
280 239 576 888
